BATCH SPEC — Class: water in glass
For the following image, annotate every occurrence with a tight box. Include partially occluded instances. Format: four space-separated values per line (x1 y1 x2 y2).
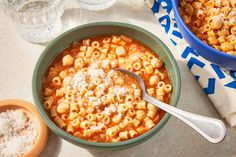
2 0 65 43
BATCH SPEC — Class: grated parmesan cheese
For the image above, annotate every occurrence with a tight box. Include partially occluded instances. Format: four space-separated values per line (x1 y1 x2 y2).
88 96 102 107
109 104 116 113
0 110 38 157
114 86 127 96
104 104 117 116
84 91 94 97
87 68 105 78
117 110 122 118
65 65 132 117
90 125 102 131
229 18 235 25
70 71 89 90
128 53 143 61
90 123 105 131
104 107 111 115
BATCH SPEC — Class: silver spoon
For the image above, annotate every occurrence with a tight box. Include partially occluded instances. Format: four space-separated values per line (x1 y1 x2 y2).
115 68 226 143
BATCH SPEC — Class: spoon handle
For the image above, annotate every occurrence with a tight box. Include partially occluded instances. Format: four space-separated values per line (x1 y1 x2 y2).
145 94 226 143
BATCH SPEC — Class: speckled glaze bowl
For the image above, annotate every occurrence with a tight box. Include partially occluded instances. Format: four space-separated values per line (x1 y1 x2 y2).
32 22 181 150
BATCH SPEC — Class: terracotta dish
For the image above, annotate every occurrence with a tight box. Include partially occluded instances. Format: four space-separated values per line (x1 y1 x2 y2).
0 99 48 157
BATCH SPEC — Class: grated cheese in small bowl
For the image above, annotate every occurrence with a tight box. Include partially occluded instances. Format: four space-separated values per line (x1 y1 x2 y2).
0 110 38 157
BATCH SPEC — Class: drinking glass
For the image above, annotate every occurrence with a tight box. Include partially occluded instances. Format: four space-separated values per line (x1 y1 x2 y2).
77 0 116 10
1 0 66 43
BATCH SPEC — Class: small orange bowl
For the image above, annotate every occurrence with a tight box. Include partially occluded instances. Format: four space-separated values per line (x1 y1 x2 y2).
0 99 48 157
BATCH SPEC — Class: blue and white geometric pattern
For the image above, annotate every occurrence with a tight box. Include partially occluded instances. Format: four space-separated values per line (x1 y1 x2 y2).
146 0 236 126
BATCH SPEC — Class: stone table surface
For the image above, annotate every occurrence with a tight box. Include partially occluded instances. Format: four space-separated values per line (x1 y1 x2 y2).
0 0 235 157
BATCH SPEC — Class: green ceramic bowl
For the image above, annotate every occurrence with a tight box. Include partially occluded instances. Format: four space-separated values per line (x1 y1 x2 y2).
32 22 181 150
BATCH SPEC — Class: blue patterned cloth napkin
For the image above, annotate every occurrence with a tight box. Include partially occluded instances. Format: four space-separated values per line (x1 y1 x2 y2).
146 0 236 126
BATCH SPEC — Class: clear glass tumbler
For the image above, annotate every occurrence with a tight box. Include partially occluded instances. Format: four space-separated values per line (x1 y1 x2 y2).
77 0 116 10
1 0 65 43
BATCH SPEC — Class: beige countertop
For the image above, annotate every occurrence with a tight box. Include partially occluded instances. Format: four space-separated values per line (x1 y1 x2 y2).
0 0 235 156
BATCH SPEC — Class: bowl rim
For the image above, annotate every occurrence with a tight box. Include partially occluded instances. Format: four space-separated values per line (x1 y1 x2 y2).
171 0 236 60
32 22 181 148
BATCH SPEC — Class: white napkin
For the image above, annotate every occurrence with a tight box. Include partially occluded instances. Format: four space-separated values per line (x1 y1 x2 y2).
146 0 236 126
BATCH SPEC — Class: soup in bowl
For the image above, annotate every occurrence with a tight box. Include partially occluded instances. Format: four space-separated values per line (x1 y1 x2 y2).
32 22 181 150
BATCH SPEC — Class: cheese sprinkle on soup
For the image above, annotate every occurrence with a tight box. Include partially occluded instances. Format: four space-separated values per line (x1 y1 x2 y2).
42 35 173 142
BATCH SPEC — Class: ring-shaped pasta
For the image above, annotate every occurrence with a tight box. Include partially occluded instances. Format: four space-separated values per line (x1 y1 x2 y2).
91 41 100 48
157 81 165 89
